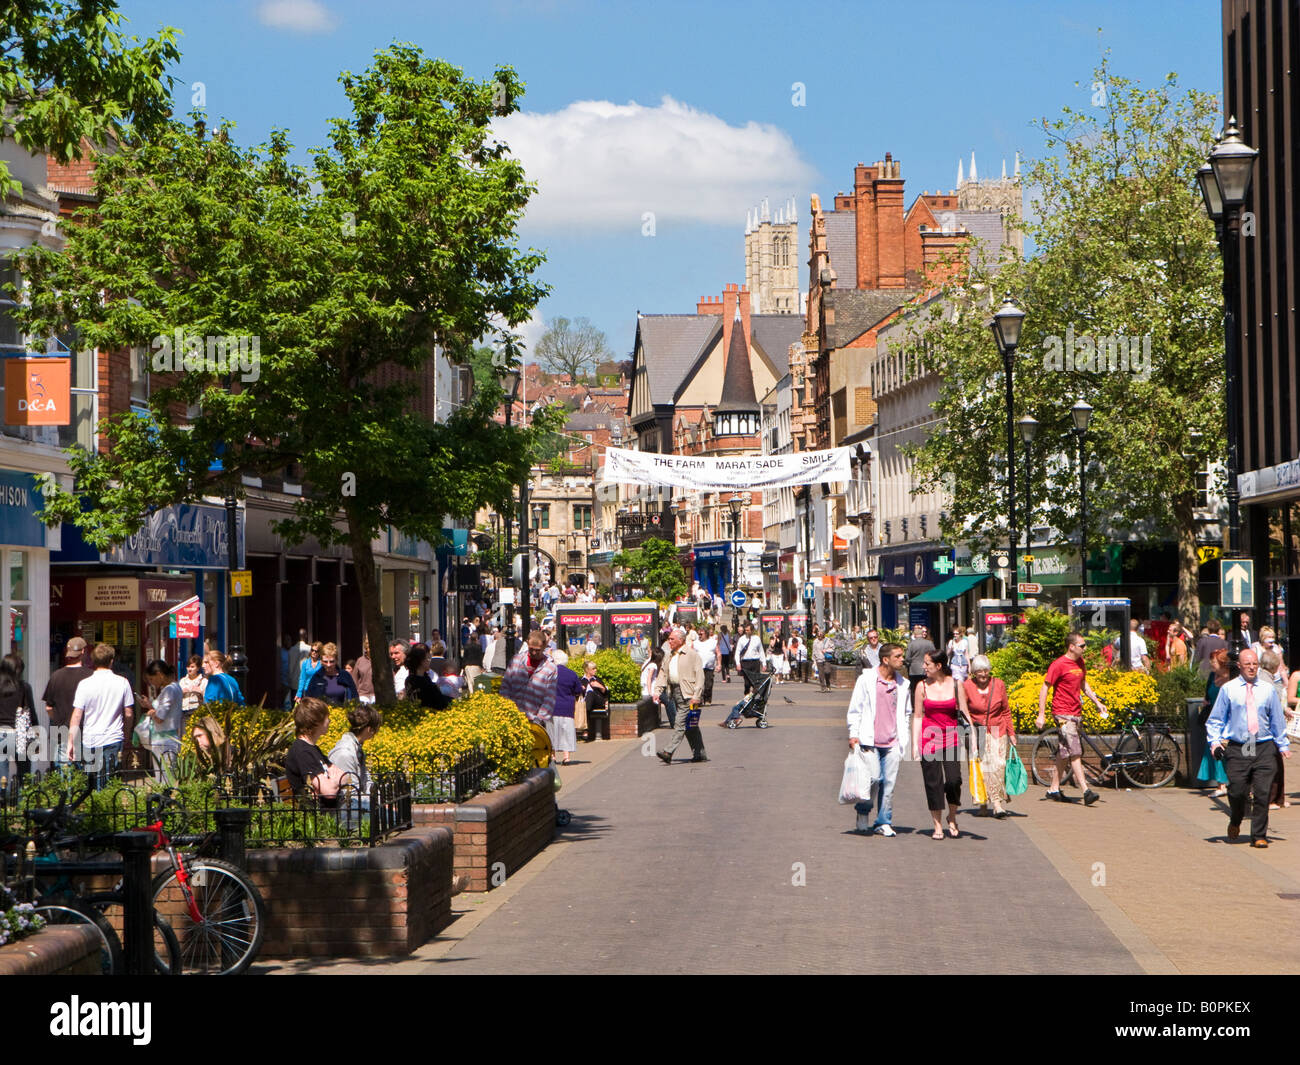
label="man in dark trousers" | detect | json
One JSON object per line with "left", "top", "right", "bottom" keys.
{"left": 904, "top": 625, "right": 936, "bottom": 690}
{"left": 734, "top": 622, "right": 766, "bottom": 695}
{"left": 1207, "top": 647, "right": 1291, "bottom": 848}
{"left": 41, "top": 636, "right": 92, "bottom": 765}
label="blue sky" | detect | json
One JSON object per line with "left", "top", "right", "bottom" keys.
{"left": 120, "top": 0, "right": 1223, "bottom": 359}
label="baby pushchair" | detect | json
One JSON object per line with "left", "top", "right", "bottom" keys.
{"left": 725, "top": 674, "right": 773, "bottom": 729}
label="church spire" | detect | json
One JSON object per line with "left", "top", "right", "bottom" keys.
{"left": 969, "top": 151, "right": 977, "bottom": 183}
{"left": 957, "top": 158, "right": 964, "bottom": 186}
{"left": 1014, "top": 151, "right": 1021, "bottom": 179}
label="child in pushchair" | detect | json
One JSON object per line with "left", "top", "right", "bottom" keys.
{"left": 719, "top": 674, "right": 773, "bottom": 729}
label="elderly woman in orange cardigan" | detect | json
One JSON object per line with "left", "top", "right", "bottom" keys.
{"left": 963, "top": 654, "right": 1015, "bottom": 818}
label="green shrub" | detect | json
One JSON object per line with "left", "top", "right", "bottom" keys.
{"left": 1152, "top": 664, "right": 1206, "bottom": 723}
{"left": 571, "top": 647, "right": 642, "bottom": 703}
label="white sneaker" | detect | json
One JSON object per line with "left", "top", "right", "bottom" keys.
{"left": 874, "top": 824, "right": 896, "bottom": 837}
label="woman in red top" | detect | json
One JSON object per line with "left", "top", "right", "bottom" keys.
{"left": 912, "top": 650, "right": 970, "bottom": 839}
{"left": 963, "top": 654, "right": 1015, "bottom": 818}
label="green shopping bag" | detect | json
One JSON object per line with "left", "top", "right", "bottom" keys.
{"left": 1005, "top": 739, "right": 1028, "bottom": 796}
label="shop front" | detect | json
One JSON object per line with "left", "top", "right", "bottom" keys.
{"left": 49, "top": 575, "right": 198, "bottom": 689}
{"left": 878, "top": 548, "right": 957, "bottom": 638}
{"left": 53, "top": 500, "right": 241, "bottom": 686}
{"left": 692, "top": 543, "right": 731, "bottom": 599}
{"left": 0, "top": 468, "right": 55, "bottom": 698}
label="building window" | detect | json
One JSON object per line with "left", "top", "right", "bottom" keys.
{"left": 573, "top": 504, "right": 592, "bottom": 530}
{"left": 0, "top": 260, "right": 22, "bottom": 353}
{"left": 129, "top": 345, "right": 150, "bottom": 411}
{"left": 533, "top": 504, "right": 550, "bottom": 530}
{"left": 4, "top": 550, "right": 31, "bottom": 663}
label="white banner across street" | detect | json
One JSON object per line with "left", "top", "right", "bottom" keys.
{"left": 602, "top": 446, "right": 852, "bottom": 491}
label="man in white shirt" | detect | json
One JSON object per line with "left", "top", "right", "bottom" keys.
{"left": 735, "top": 622, "right": 767, "bottom": 694}
{"left": 67, "top": 643, "right": 134, "bottom": 787}
{"left": 389, "top": 640, "right": 410, "bottom": 696}
{"left": 696, "top": 629, "right": 718, "bottom": 705}
{"left": 1127, "top": 620, "right": 1151, "bottom": 672}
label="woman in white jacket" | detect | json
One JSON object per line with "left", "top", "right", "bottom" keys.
{"left": 845, "top": 642, "right": 909, "bottom": 836}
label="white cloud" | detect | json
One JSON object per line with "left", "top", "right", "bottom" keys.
{"left": 493, "top": 96, "right": 818, "bottom": 232}
{"left": 257, "top": 0, "right": 338, "bottom": 33}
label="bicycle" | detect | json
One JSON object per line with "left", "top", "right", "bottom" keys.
{"left": 1031, "top": 708, "right": 1181, "bottom": 790}
{"left": 8, "top": 784, "right": 266, "bottom": 974}
{"left": 5, "top": 791, "right": 182, "bottom": 975}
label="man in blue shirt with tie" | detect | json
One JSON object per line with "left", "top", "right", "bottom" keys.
{"left": 1207, "top": 648, "right": 1291, "bottom": 847}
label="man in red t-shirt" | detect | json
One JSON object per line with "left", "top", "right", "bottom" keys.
{"left": 1037, "top": 632, "right": 1109, "bottom": 805}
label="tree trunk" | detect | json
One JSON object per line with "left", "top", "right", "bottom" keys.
{"left": 1174, "top": 492, "right": 1201, "bottom": 624}
{"left": 347, "top": 514, "right": 396, "bottom": 705}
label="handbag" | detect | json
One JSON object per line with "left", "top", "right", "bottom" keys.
{"left": 838, "top": 747, "right": 876, "bottom": 804}
{"left": 969, "top": 758, "right": 987, "bottom": 804}
{"left": 1005, "top": 740, "right": 1028, "bottom": 796}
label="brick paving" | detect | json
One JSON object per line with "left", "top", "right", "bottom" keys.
{"left": 263, "top": 678, "right": 1299, "bottom": 974}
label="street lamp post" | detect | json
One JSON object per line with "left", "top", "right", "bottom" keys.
{"left": 1018, "top": 416, "right": 1039, "bottom": 587}
{"left": 1070, "top": 401, "right": 1094, "bottom": 596}
{"left": 502, "top": 368, "right": 522, "bottom": 655}
{"left": 990, "top": 294, "right": 1026, "bottom": 626}
{"left": 802, "top": 485, "right": 814, "bottom": 650}
{"left": 1198, "top": 117, "right": 1258, "bottom": 662}
{"left": 728, "top": 493, "right": 750, "bottom": 629}
{"left": 1071, "top": 400, "right": 1093, "bottom": 597}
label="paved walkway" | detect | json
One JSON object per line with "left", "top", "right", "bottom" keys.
{"left": 261, "top": 679, "right": 1299, "bottom": 975}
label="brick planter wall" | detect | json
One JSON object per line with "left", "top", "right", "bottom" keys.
{"left": 413, "top": 767, "right": 556, "bottom": 892}
{"left": 610, "top": 700, "right": 658, "bottom": 737}
{"left": 0, "top": 924, "right": 103, "bottom": 975}
{"left": 242, "top": 825, "right": 454, "bottom": 958}
{"left": 825, "top": 665, "right": 860, "bottom": 689}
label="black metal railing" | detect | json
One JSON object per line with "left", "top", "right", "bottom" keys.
{"left": 407, "top": 746, "right": 490, "bottom": 805}
{"left": 2, "top": 768, "right": 416, "bottom": 851}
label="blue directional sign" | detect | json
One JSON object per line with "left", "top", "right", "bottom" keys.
{"left": 1220, "top": 558, "right": 1255, "bottom": 609}
{"left": 730, "top": 589, "right": 748, "bottom": 609}
{"left": 803, "top": 581, "right": 817, "bottom": 602}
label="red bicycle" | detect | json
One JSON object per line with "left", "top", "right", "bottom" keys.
{"left": 143, "top": 791, "right": 266, "bottom": 975}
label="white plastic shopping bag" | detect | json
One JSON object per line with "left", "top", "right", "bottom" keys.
{"left": 838, "top": 747, "right": 876, "bottom": 804}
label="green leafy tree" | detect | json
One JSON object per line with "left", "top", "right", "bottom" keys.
{"left": 907, "top": 61, "right": 1223, "bottom": 618}
{"left": 612, "top": 536, "right": 687, "bottom": 603}
{"left": 533, "top": 315, "right": 611, "bottom": 383}
{"left": 0, "top": 0, "right": 180, "bottom": 191}
{"left": 20, "top": 46, "right": 559, "bottom": 703}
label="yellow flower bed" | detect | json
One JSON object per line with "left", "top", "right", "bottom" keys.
{"left": 1009, "top": 668, "right": 1158, "bottom": 734}
{"left": 182, "top": 695, "right": 535, "bottom": 787}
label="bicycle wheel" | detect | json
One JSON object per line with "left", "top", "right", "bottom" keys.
{"left": 152, "top": 857, "right": 265, "bottom": 975}
{"left": 1118, "top": 730, "right": 1180, "bottom": 788}
{"left": 32, "top": 903, "right": 122, "bottom": 975}
{"left": 1031, "top": 731, "right": 1062, "bottom": 787}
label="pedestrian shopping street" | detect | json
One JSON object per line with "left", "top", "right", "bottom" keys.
{"left": 259, "top": 681, "right": 1299, "bottom": 976}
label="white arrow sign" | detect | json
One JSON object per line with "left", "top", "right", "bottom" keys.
{"left": 1220, "top": 559, "right": 1254, "bottom": 608}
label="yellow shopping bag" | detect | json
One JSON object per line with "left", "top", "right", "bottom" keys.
{"left": 969, "top": 758, "right": 987, "bottom": 804}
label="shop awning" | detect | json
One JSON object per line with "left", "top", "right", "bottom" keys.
{"left": 909, "top": 573, "right": 990, "bottom": 603}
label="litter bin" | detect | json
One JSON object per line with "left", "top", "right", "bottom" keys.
{"left": 1185, "top": 695, "right": 1207, "bottom": 785}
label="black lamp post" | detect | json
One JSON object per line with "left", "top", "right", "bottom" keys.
{"left": 1071, "top": 400, "right": 1093, "bottom": 596}
{"left": 728, "top": 492, "right": 750, "bottom": 627}
{"left": 1198, "top": 117, "right": 1258, "bottom": 661}
{"left": 801, "top": 485, "right": 814, "bottom": 648}
{"left": 502, "top": 366, "right": 521, "bottom": 654}
{"left": 224, "top": 489, "right": 247, "bottom": 693}
{"left": 1018, "top": 415, "right": 1039, "bottom": 587}
{"left": 990, "top": 294, "right": 1026, "bottom": 625}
